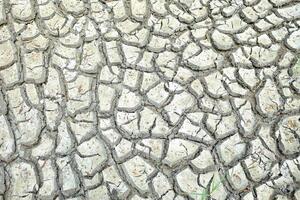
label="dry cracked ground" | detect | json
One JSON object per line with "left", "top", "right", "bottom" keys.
{"left": 0, "top": 0, "right": 300, "bottom": 199}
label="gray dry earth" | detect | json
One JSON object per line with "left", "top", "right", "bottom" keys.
{"left": 0, "top": 0, "right": 300, "bottom": 199}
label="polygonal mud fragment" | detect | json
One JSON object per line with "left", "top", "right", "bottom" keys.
{"left": 153, "top": 15, "right": 183, "bottom": 35}
{"left": 211, "top": 30, "right": 234, "bottom": 50}
{"left": 69, "top": 118, "right": 94, "bottom": 143}
{"left": 204, "top": 71, "right": 228, "bottom": 97}
{"left": 24, "top": 52, "right": 45, "bottom": 83}
{"left": 56, "top": 121, "right": 74, "bottom": 155}
{"left": 152, "top": 172, "right": 172, "bottom": 198}
{"left": 276, "top": 116, "right": 300, "bottom": 155}
{"left": 76, "top": 137, "right": 107, "bottom": 176}
{"left": 163, "top": 139, "right": 199, "bottom": 166}
{"left": 156, "top": 51, "right": 177, "bottom": 69}
{"left": 80, "top": 41, "right": 103, "bottom": 73}
{"left": 88, "top": 186, "right": 110, "bottom": 199}
{"left": 123, "top": 69, "right": 140, "bottom": 88}
{"left": 0, "top": 63, "right": 19, "bottom": 85}
{"left": 10, "top": 0, "right": 34, "bottom": 21}
{"left": 115, "top": 139, "right": 132, "bottom": 159}
{"left": 1, "top": 0, "right": 300, "bottom": 199}
{"left": 0, "top": 41, "right": 16, "bottom": 69}
{"left": 176, "top": 167, "right": 202, "bottom": 195}
{"left": 257, "top": 79, "right": 283, "bottom": 116}
{"left": 182, "top": 42, "right": 201, "bottom": 60}
{"left": 248, "top": 45, "right": 280, "bottom": 67}
{"left": 7, "top": 88, "right": 42, "bottom": 145}
{"left": 137, "top": 139, "right": 164, "bottom": 160}
{"left": 103, "top": 166, "right": 129, "bottom": 198}
{"left": 131, "top": 0, "right": 147, "bottom": 20}
{"left": 66, "top": 75, "right": 92, "bottom": 113}
{"left": 99, "top": 65, "right": 121, "bottom": 83}
{"left": 7, "top": 160, "right": 38, "bottom": 199}
{"left": 59, "top": 32, "right": 81, "bottom": 48}
{"left": 150, "top": 0, "right": 167, "bottom": 15}
{"left": 137, "top": 51, "right": 154, "bottom": 70}
{"left": 101, "top": 128, "right": 121, "bottom": 145}
{"left": 179, "top": 117, "right": 208, "bottom": 139}
{"left": 191, "top": 149, "right": 215, "bottom": 170}
{"left": 57, "top": 157, "right": 80, "bottom": 196}
{"left": 61, "top": 0, "right": 85, "bottom": 15}
{"left": 206, "top": 113, "right": 237, "bottom": 138}
{"left": 24, "top": 83, "right": 39, "bottom": 105}
{"left": 44, "top": 99, "right": 59, "bottom": 129}
{"left": 286, "top": 30, "right": 300, "bottom": 51}
{"left": 255, "top": 182, "right": 275, "bottom": 200}
{"left": 187, "top": 49, "right": 219, "bottom": 70}
{"left": 122, "top": 44, "right": 141, "bottom": 65}
{"left": 98, "top": 84, "right": 115, "bottom": 112}
{"left": 244, "top": 138, "right": 276, "bottom": 182}
{"left": 146, "top": 83, "right": 169, "bottom": 107}
{"left": 241, "top": 7, "right": 258, "bottom": 23}
{"left": 231, "top": 48, "right": 252, "bottom": 67}
{"left": 116, "top": 111, "right": 139, "bottom": 136}
{"left": 217, "top": 14, "right": 247, "bottom": 33}
{"left": 0, "top": 115, "right": 14, "bottom": 161}
{"left": 218, "top": 134, "right": 247, "bottom": 165}
{"left": 277, "top": 3, "right": 300, "bottom": 20}
{"left": 227, "top": 163, "right": 249, "bottom": 191}
{"left": 44, "top": 14, "right": 72, "bottom": 36}
{"left": 83, "top": 172, "right": 101, "bottom": 188}
{"left": 37, "top": 159, "right": 56, "bottom": 197}
{"left": 124, "top": 28, "right": 150, "bottom": 47}
{"left": 139, "top": 107, "right": 169, "bottom": 136}
{"left": 235, "top": 99, "right": 256, "bottom": 136}
{"left": 117, "top": 89, "right": 141, "bottom": 110}
{"left": 285, "top": 157, "right": 300, "bottom": 182}
{"left": 116, "top": 19, "right": 140, "bottom": 34}
{"left": 238, "top": 68, "right": 259, "bottom": 89}
{"left": 105, "top": 41, "right": 122, "bottom": 64}
{"left": 31, "top": 132, "right": 54, "bottom": 157}
{"left": 164, "top": 91, "right": 195, "bottom": 124}
{"left": 122, "top": 156, "right": 155, "bottom": 193}
{"left": 148, "top": 35, "right": 169, "bottom": 52}
{"left": 141, "top": 72, "right": 159, "bottom": 92}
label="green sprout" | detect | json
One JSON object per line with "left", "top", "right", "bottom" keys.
{"left": 191, "top": 173, "right": 227, "bottom": 200}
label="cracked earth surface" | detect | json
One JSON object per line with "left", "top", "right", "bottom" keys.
{"left": 0, "top": 0, "right": 300, "bottom": 199}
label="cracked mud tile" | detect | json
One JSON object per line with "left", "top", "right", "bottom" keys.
{"left": 0, "top": 0, "right": 300, "bottom": 199}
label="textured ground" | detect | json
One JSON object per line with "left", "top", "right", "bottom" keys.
{"left": 0, "top": 0, "right": 300, "bottom": 199}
